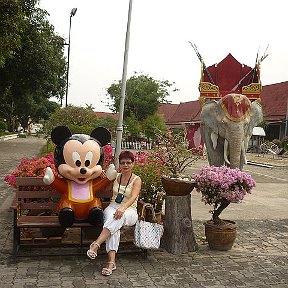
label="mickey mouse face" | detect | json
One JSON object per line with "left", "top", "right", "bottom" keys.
{"left": 51, "top": 126, "right": 111, "bottom": 185}
{"left": 58, "top": 139, "right": 102, "bottom": 184}
{"left": 64, "top": 140, "right": 100, "bottom": 169}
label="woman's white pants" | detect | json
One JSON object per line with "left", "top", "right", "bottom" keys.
{"left": 103, "top": 204, "right": 138, "bottom": 253}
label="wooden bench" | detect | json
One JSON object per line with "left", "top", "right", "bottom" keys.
{"left": 12, "top": 177, "right": 147, "bottom": 258}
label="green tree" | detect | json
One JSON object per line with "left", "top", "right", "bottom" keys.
{"left": 107, "top": 73, "right": 175, "bottom": 138}
{"left": 107, "top": 73, "right": 176, "bottom": 121}
{"left": 0, "top": 0, "right": 66, "bottom": 131}
{"left": 44, "top": 106, "right": 99, "bottom": 136}
{"left": 141, "top": 114, "right": 167, "bottom": 141}
{"left": 124, "top": 114, "right": 142, "bottom": 139}
{"left": 0, "top": 0, "right": 24, "bottom": 68}
{"left": 94, "top": 115, "right": 118, "bottom": 138}
{"left": 44, "top": 105, "right": 116, "bottom": 138}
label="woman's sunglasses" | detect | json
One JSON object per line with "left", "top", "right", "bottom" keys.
{"left": 120, "top": 161, "right": 133, "bottom": 165}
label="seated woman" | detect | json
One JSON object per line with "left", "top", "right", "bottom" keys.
{"left": 87, "top": 150, "right": 142, "bottom": 276}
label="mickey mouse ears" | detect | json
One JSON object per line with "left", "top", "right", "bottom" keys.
{"left": 51, "top": 126, "right": 111, "bottom": 146}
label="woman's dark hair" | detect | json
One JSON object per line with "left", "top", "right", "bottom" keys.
{"left": 119, "top": 150, "right": 135, "bottom": 162}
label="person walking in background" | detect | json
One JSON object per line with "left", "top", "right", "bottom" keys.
{"left": 87, "top": 150, "right": 142, "bottom": 276}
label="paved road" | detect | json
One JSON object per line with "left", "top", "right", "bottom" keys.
{"left": 0, "top": 137, "right": 288, "bottom": 287}
{"left": 187, "top": 157, "right": 288, "bottom": 221}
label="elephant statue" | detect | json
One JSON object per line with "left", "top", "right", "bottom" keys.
{"left": 200, "top": 93, "right": 263, "bottom": 170}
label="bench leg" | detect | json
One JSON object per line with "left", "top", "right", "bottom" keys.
{"left": 142, "top": 249, "right": 148, "bottom": 259}
{"left": 80, "top": 227, "right": 83, "bottom": 249}
{"left": 13, "top": 211, "right": 20, "bottom": 257}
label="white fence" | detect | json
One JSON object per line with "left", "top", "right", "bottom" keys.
{"left": 121, "top": 141, "right": 153, "bottom": 150}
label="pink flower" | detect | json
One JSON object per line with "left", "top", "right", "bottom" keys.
{"left": 193, "top": 165, "right": 256, "bottom": 217}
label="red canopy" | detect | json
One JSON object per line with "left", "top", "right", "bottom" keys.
{"left": 199, "top": 54, "right": 261, "bottom": 100}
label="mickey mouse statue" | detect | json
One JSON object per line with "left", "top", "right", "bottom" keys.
{"left": 43, "top": 126, "right": 117, "bottom": 228}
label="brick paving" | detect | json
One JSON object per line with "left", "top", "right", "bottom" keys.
{"left": 0, "top": 137, "right": 288, "bottom": 287}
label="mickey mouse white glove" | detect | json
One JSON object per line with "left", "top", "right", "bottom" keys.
{"left": 43, "top": 167, "right": 55, "bottom": 185}
{"left": 106, "top": 164, "right": 117, "bottom": 180}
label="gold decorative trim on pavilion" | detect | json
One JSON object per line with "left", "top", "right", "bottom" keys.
{"left": 198, "top": 96, "right": 206, "bottom": 107}
{"left": 242, "top": 83, "right": 262, "bottom": 99}
{"left": 199, "top": 82, "right": 220, "bottom": 98}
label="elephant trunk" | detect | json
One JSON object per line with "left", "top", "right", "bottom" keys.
{"left": 228, "top": 133, "right": 243, "bottom": 169}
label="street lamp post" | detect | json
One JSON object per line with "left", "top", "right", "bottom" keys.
{"left": 114, "top": 0, "right": 133, "bottom": 169}
{"left": 65, "top": 8, "right": 77, "bottom": 107}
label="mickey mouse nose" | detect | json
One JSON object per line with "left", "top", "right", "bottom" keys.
{"left": 80, "top": 168, "right": 87, "bottom": 175}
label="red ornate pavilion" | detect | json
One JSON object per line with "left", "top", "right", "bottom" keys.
{"left": 198, "top": 53, "right": 262, "bottom": 104}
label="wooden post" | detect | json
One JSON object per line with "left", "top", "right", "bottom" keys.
{"left": 161, "top": 194, "right": 198, "bottom": 254}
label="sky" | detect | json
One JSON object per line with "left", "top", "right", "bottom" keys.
{"left": 39, "top": 0, "right": 288, "bottom": 112}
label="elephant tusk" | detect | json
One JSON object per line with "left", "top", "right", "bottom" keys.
{"left": 211, "top": 131, "right": 218, "bottom": 150}
{"left": 224, "top": 139, "right": 230, "bottom": 165}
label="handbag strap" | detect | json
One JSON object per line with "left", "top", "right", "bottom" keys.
{"left": 140, "top": 203, "right": 156, "bottom": 222}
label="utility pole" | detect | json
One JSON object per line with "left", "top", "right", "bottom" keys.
{"left": 114, "top": 0, "right": 133, "bottom": 168}
{"left": 65, "top": 8, "right": 77, "bottom": 107}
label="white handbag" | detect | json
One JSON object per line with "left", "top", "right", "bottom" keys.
{"left": 134, "top": 203, "right": 164, "bottom": 249}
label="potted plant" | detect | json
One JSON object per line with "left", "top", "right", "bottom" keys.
{"left": 152, "top": 131, "right": 202, "bottom": 196}
{"left": 193, "top": 165, "right": 256, "bottom": 250}
{"left": 141, "top": 131, "right": 203, "bottom": 254}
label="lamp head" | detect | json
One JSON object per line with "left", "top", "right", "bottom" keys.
{"left": 71, "top": 8, "right": 77, "bottom": 16}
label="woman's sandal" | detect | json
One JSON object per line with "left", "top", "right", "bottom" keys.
{"left": 86, "top": 242, "right": 100, "bottom": 259}
{"left": 101, "top": 261, "right": 116, "bottom": 276}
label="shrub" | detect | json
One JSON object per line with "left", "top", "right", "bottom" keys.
{"left": 133, "top": 151, "right": 169, "bottom": 212}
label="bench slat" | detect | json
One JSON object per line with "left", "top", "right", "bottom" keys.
{"left": 16, "top": 177, "right": 48, "bottom": 186}
{"left": 16, "top": 190, "right": 59, "bottom": 198}
{"left": 17, "top": 215, "right": 93, "bottom": 228}
{"left": 18, "top": 216, "right": 60, "bottom": 227}
{"left": 20, "top": 202, "right": 58, "bottom": 210}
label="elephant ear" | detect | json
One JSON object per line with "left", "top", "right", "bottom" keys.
{"left": 246, "top": 101, "right": 263, "bottom": 137}
{"left": 201, "top": 101, "right": 226, "bottom": 136}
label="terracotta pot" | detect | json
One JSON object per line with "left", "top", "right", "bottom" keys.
{"left": 204, "top": 220, "right": 237, "bottom": 251}
{"left": 161, "top": 175, "right": 195, "bottom": 196}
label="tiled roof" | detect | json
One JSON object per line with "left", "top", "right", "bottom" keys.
{"left": 158, "top": 81, "right": 288, "bottom": 125}
{"left": 158, "top": 103, "right": 179, "bottom": 122}
{"left": 158, "top": 101, "right": 201, "bottom": 124}
{"left": 261, "top": 81, "right": 288, "bottom": 123}
{"left": 166, "top": 101, "right": 201, "bottom": 124}
{"left": 95, "top": 111, "right": 119, "bottom": 120}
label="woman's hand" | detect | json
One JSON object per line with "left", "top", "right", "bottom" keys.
{"left": 113, "top": 207, "right": 126, "bottom": 220}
